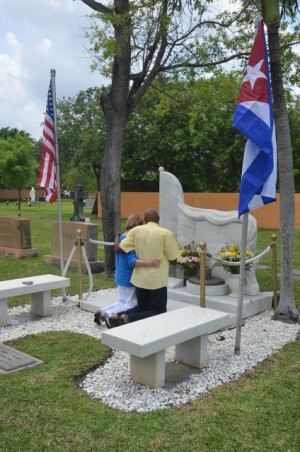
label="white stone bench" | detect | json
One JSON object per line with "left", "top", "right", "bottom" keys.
{"left": 0, "top": 274, "right": 70, "bottom": 326}
{"left": 101, "top": 306, "right": 231, "bottom": 388}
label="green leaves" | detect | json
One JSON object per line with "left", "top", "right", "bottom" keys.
{"left": 56, "top": 87, "right": 105, "bottom": 192}
{"left": 0, "top": 132, "right": 38, "bottom": 189}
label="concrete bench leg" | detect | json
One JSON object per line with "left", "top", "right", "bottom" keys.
{"left": 175, "top": 334, "right": 208, "bottom": 368}
{"left": 0, "top": 298, "right": 8, "bottom": 326}
{"left": 31, "top": 290, "right": 52, "bottom": 317}
{"left": 130, "top": 350, "right": 165, "bottom": 388}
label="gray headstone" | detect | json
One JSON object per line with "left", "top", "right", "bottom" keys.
{"left": 0, "top": 345, "right": 43, "bottom": 373}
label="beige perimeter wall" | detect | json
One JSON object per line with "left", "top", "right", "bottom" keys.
{"left": 97, "top": 192, "right": 300, "bottom": 231}
{"left": 1, "top": 190, "right": 298, "bottom": 230}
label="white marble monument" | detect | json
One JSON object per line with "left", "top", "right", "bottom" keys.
{"left": 159, "top": 168, "right": 260, "bottom": 296}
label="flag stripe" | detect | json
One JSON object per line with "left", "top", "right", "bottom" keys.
{"left": 36, "top": 81, "right": 57, "bottom": 203}
{"left": 233, "top": 104, "right": 273, "bottom": 152}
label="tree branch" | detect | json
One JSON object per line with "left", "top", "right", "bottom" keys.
{"left": 80, "top": 0, "right": 112, "bottom": 15}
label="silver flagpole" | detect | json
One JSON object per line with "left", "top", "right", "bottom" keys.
{"left": 50, "top": 69, "right": 64, "bottom": 277}
{"left": 234, "top": 212, "right": 248, "bottom": 354}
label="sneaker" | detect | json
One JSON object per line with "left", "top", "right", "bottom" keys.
{"left": 103, "top": 316, "right": 112, "bottom": 329}
{"left": 108, "top": 316, "right": 118, "bottom": 328}
{"left": 109, "top": 315, "right": 126, "bottom": 328}
{"left": 116, "top": 316, "right": 125, "bottom": 326}
{"left": 94, "top": 311, "right": 101, "bottom": 325}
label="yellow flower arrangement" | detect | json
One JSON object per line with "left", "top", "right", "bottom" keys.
{"left": 216, "top": 243, "right": 254, "bottom": 274}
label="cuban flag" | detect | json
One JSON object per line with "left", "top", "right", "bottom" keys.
{"left": 232, "top": 19, "right": 277, "bottom": 218}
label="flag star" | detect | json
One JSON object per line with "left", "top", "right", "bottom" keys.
{"left": 242, "top": 59, "right": 267, "bottom": 90}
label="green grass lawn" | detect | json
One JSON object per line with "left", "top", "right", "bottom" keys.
{"left": 0, "top": 199, "right": 116, "bottom": 307}
{"left": 0, "top": 332, "right": 299, "bottom": 451}
{"left": 0, "top": 200, "right": 299, "bottom": 451}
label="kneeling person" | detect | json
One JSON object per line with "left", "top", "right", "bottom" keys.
{"left": 111, "top": 208, "right": 180, "bottom": 327}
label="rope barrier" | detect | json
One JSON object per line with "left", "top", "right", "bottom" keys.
{"left": 60, "top": 235, "right": 273, "bottom": 304}
{"left": 61, "top": 242, "right": 94, "bottom": 302}
{"left": 60, "top": 234, "right": 114, "bottom": 302}
{"left": 207, "top": 245, "right": 272, "bottom": 268}
{"left": 86, "top": 238, "right": 114, "bottom": 246}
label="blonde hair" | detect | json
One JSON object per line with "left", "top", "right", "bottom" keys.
{"left": 125, "top": 213, "right": 144, "bottom": 230}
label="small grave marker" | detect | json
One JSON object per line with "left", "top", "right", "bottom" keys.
{"left": 0, "top": 345, "right": 43, "bottom": 374}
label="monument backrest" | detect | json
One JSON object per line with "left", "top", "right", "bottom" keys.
{"left": 159, "top": 168, "right": 259, "bottom": 294}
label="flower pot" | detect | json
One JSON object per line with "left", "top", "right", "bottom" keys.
{"left": 227, "top": 273, "right": 244, "bottom": 297}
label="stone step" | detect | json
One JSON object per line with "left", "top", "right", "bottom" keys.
{"left": 167, "top": 286, "right": 273, "bottom": 319}
{"left": 80, "top": 290, "right": 189, "bottom": 314}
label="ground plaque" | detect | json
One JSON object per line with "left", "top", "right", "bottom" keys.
{"left": 0, "top": 344, "right": 43, "bottom": 374}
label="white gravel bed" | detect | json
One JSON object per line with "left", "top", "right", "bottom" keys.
{"left": 1, "top": 289, "right": 299, "bottom": 413}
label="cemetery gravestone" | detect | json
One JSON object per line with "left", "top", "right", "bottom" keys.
{"left": 43, "top": 221, "right": 103, "bottom": 273}
{"left": 0, "top": 216, "right": 38, "bottom": 258}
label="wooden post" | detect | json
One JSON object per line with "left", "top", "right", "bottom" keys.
{"left": 199, "top": 242, "right": 206, "bottom": 308}
{"left": 271, "top": 234, "right": 278, "bottom": 309}
{"left": 77, "top": 229, "right": 83, "bottom": 301}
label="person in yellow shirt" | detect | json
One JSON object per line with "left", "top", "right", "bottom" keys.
{"left": 110, "top": 208, "right": 180, "bottom": 326}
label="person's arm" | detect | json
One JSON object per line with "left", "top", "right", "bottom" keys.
{"left": 135, "top": 258, "right": 161, "bottom": 268}
{"left": 114, "top": 233, "right": 123, "bottom": 253}
{"left": 128, "top": 250, "right": 160, "bottom": 268}
{"left": 165, "top": 232, "right": 181, "bottom": 263}
{"left": 115, "top": 228, "right": 136, "bottom": 254}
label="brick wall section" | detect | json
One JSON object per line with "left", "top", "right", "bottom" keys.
{"left": 1, "top": 189, "right": 298, "bottom": 230}
{"left": 97, "top": 192, "right": 300, "bottom": 230}
{"left": 0, "top": 189, "right": 45, "bottom": 200}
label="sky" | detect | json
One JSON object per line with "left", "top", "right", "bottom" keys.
{"left": 0, "top": 0, "right": 104, "bottom": 140}
{"left": 1, "top": 1, "right": 298, "bottom": 141}
{"left": 0, "top": 0, "right": 240, "bottom": 141}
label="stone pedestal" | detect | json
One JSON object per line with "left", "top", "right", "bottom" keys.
{"left": 186, "top": 278, "right": 230, "bottom": 296}
{"left": 0, "top": 216, "right": 38, "bottom": 258}
{"left": 43, "top": 221, "right": 104, "bottom": 273}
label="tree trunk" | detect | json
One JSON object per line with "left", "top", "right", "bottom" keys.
{"left": 91, "top": 162, "right": 101, "bottom": 215}
{"left": 267, "top": 21, "right": 299, "bottom": 322}
{"left": 98, "top": 0, "right": 131, "bottom": 278}
{"left": 18, "top": 188, "right": 21, "bottom": 216}
{"left": 100, "top": 105, "right": 125, "bottom": 277}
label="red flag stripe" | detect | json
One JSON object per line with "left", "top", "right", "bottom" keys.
{"left": 36, "top": 81, "right": 57, "bottom": 203}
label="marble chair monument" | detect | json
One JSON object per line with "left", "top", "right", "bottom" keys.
{"left": 159, "top": 168, "right": 260, "bottom": 296}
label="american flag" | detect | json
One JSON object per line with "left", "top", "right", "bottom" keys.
{"left": 37, "top": 81, "right": 57, "bottom": 203}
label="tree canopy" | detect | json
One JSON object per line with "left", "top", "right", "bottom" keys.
{"left": 0, "top": 129, "right": 38, "bottom": 190}
{"left": 55, "top": 75, "right": 300, "bottom": 194}
{"left": 56, "top": 87, "right": 106, "bottom": 193}
{"left": 78, "top": 0, "right": 300, "bottom": 276}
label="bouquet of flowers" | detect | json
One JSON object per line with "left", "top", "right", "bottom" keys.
{"left": 177, "top": 241, "right": 200, "bottom": 271}
{"left": 215, "top": 243, "right": 254, "bottom": 274}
